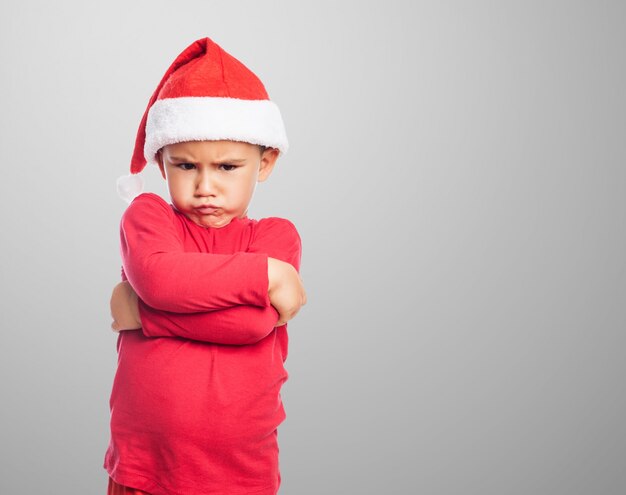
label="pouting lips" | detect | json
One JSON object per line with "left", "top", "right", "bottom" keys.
{"left": 195, "top": 205, "right": 219, "bottom": 214}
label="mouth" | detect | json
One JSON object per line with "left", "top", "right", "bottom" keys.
{"left": 195, "top": 205, "right": 219, "bottom": 214}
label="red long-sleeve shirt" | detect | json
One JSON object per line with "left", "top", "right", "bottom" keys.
{"left": 103, "top": 193, "right": 302, "bottom": 495}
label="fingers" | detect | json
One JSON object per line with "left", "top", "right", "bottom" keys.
{"left": 298, "top": 275, "right": 307, "bottom": 306}
{"left": 111, "top": 321, "right": 142, "bottom": 332}
{"left": 276, "top": 304, "right": 303, "bottom": 327}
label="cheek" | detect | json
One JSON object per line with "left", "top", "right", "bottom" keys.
{"left": 168, "top": 176, "right": 189, "bottom": 196}
{"left": 240, "top": 177, "right": 257, "bottom": 197}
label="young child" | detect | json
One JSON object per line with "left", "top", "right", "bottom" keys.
{"left": 103, "top": 37, "right": 306, "bottom": 495}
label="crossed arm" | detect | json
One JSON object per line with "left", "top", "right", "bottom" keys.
{"left": 110, "top": 256, "right": 306, "bottom": 345}
{"left": 109, "top": 194, "right": 306, "bottom": 345}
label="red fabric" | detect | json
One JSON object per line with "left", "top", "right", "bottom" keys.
{"left": 108, "top": 477, "right": 152, "bottom": 495}
{"left": 131, "top": 37, "right": 270, "bottom": 174}
{"left": 104, "top": 193, "right": 302, "bottom": 495}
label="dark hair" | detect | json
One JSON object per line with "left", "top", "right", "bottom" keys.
{"left": 158, "top": 143, "right": 271, "bottom": 157}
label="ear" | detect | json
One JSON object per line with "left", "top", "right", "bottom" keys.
{"left": 257, "top": 148, "right": 280, "bottom": 182}
{"left": 156, "top": 150, "right": 166, "bottom": 180}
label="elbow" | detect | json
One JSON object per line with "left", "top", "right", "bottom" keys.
{"left": 238, "top": 327, "right": 272, "bottom": 345}
{"left": 133, "top": 282, "right": 166, "bottom": 311}
{"left": 239, "top": 307, "right": 280, "bottom": 345}
{"left": 129, "top": 278, "right": 177, "bottom": 312}
{"left": 121, "top": 252, "right": 180, "bottom": 312}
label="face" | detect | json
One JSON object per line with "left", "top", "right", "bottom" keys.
{"left": 156, "top": 140, "right": 279, "bottom": 228}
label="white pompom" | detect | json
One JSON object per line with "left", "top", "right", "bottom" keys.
{"left": 116, "top": 174, "right": 144, "bottom": 203}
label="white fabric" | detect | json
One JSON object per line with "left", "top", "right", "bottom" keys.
{"left": 116, "top": 174, "right": 145, "bottom": 204}
{"left": 144, "top": 97, "right": 289, "bottom": 166}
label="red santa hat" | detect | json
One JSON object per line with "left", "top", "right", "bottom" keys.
{"left": 117, "top": 37, "right": 288, "bottom": 202}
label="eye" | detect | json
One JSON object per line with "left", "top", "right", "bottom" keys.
{"left": 177, "top": 162, "right": 196, "bottom": 170}
{"left": 219, "top": 164, "right": 238, "bottom": 172}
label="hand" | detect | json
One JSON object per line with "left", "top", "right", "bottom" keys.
{"left": 267, "top": 257, "right": 307, "bottom": 326}
{"left": 110, "top": 281, "right": 142, "bottom": 332}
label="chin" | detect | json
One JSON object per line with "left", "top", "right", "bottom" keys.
{"left": 200, "top": 216, "right": 235, "bottom": 229}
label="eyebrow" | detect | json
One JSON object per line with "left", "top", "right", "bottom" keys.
{"left": 168, "top": 155, "right": 247, "bottom": 163}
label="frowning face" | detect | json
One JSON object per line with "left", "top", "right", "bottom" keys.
{"left": 157, "top": 140, "right": 279, "bottom": 228}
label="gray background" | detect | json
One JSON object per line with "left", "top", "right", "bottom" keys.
{"left": 1, "top": 1, "right": 624, "bottom": 494}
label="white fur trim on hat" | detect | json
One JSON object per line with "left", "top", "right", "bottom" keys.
{"left": 144, "top": 96, "right": 288, "bottom": 166}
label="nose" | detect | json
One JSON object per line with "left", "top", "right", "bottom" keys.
{"left": 195, "top": 168, "right": 216, "bottom": 196}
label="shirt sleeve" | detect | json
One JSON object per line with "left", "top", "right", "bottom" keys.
{"left": 138, "top": 299, "right": 280, "bottom": 345}
{"left": 247, "top": 217, "right": 302, "bottom": 273}
{"left": 120, "top": 193, "right": 271, "bottom": 312}
{"left": 136, "top": 216, "right": 303, "bottom": 344}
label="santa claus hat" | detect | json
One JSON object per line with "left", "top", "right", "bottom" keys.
{"left": 117, "top": 37, "right": 288, "bottom": 202}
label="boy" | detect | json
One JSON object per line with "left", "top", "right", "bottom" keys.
{"left": 103, "top": 37, "right": 306, "bottom": 495}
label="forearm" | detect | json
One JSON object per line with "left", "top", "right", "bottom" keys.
{"left": 124, "top": 251, "right": 270, "bottom": 312}
{"left": 138, "top": 298, "right": 281, "bottom": 345}
{"left": 121, "top": 193, "right": 270, "bottom": 312}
